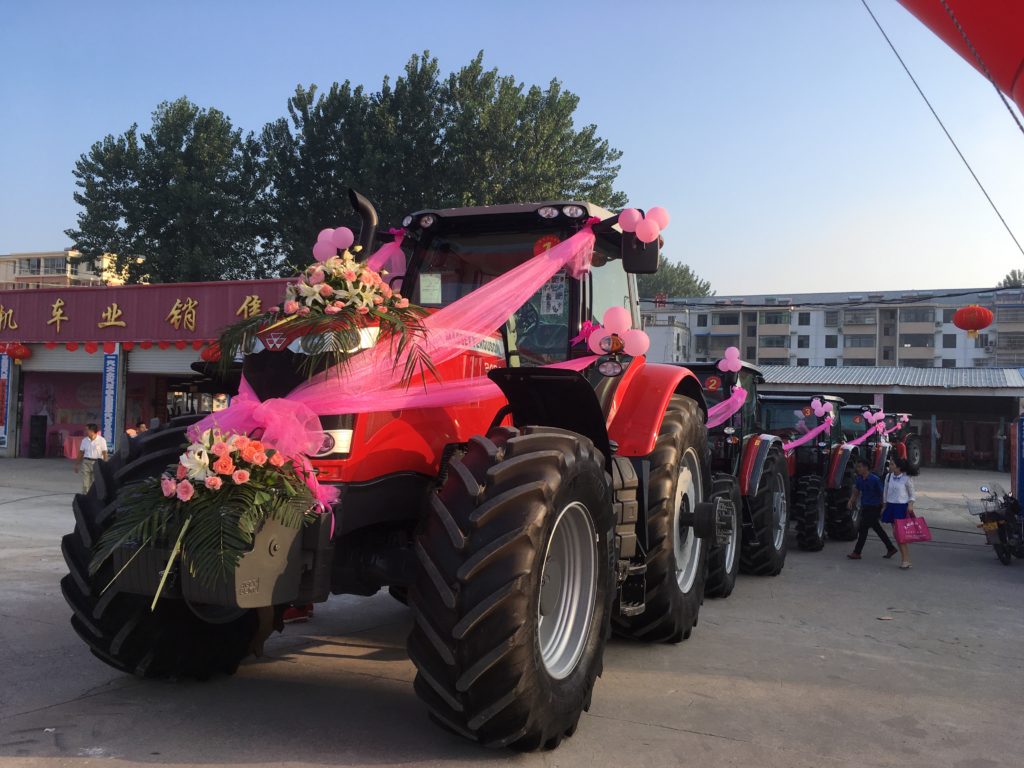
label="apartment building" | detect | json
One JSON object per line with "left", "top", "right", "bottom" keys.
{"left": 0, "top": 250, "right": 122, "bottom": 290}
{"left": 640, "top": 287, "right": 1019, "bottom": 368}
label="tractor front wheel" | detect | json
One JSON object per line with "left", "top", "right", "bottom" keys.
{"left": 408, "top": 426, "right": 614, "bottom": 751}
{"left": 827, "top": 464, "right": 859, "bottom": 541}
{"left": 794, "top": 474, "right": 827, "bottom": 551}
{"left": 739, "top": 449, "right": 789, "bottom": 576}
{"left": 704, "top": 473, "right": 741, "bottom": 598}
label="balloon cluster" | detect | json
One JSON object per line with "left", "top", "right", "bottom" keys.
{"left": 312, "top": 226, "right": 356, "bottom": 262}
{"left": 811, "top": 398, "right": 834, "bottom": 418}
{"left": 717, "top": 346, "right": 742, "bottom": 373}
{"left": 900, "top": 414, "right": 910, "bottom": 423}
{"left": 618, "top": 206, "right": 670, "bottom": 244}
{"left": 864, "top": 410, "right": 886, "bottom": 425}
{"left": 588, "top": 306, "right": 650, "bottom": 357}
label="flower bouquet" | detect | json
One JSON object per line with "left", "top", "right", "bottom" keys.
{"left": 217, "top": 228, "right": 434, "bottom": 381}
{"left": 90, "top": 429, "right": 318, "bottom": 608}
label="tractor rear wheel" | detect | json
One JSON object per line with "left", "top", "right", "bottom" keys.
{"left": 60, "top": 417, "right": 270, "bottom": 679}
{"left": 613, "top": 396, "right": 708, "bottom": 643}
{"left": 794, "top": 474, "right": 827, "bottom": 551}
{"left": 408, "top": 426, "right": 614, "bottom": 751}
{"left": 739, "top": 449, "right": 788, "bottom": 576}
{"left": 905, "top": 436, "right": 922, "bottom": 475}
{"left": 827, "top": 463, "right": 858, "bottom": 541}
{"left": 704, "top": 473, "right": 741, "bottom": 598}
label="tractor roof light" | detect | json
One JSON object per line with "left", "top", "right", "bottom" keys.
{"left": 537, "top": 206, "right": 559, "bottom": 219}
{"left": 561, "top": 205, "right": 585, "bottom": 218}
{"left": 598, "top": 359, "right": 623, "bottom": 377}
{"left": 402, "top": 215, "right": 414, "bottom": 227}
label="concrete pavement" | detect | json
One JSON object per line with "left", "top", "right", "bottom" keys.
{"left": 1, "top": 458, "right": 1021, "bottom": 767}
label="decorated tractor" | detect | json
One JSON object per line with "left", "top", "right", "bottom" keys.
{"left": 840, "top": 405, "right": 891, "bottom": 477}
{"left": 759, "top": 393, "right": 860, "bottom": 545}
{"left": 883, "top": 412, "right": 922, "bottom": 475}
{"left": 61, "top": 193, "right": 731, "bottom": 751}
{"left": 684, "top": 354, "right": 790, "bottom": 585}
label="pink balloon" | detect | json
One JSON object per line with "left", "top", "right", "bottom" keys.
{"left": 618, "top": 208, "right": 642, "bottom": 233}
{"left": 646, "top": 206, "right": 670, "bottom": 230}
{"left": 317, "top": 228, "right": 335, "bottom": 243}
{"left": 623, "top": 329, "right": 650, "bottom": 357}
{"left": 312, "top": 241, "right": 336, "bottom": 262}
{"left": 602, "top": 306, "right": 631, "bottom": 335}
{"left": 588, "top": 332, "right": 608, "bottom": 355}
{"left": 635, "top": 218, "right": 661, "bottom": 244}
{"left": 331, "top": 227, "right": 355, "bottom": 250}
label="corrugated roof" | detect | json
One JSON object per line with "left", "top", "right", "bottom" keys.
{"left": 758, "top": 366, "right": 1024, "bottom": 389}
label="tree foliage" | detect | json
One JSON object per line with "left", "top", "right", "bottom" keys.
{"left": 67, "top": 98, "right": 270, "bottom": 283}
{"left": 636, "top": 256, "right": 714, "bottom": 298}
{"left": 999, "top": 269, "right": 1024, "bottom": 288}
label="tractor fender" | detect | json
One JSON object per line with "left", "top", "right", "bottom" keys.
{"left": 607, "top": 362, "right": 707, "bottom": 457}
{"left": 827, "top": 444, "right": 856, "bottom": 490}
{"left": 872, "top": 443, "right": 891, "bottom": 476}
{"left": 737, "top": 434, "right": 785, "bottom": 497}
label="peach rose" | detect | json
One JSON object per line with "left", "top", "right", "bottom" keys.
{"left": 211, "top": 441, "right": 231, "bottom": 457}
{"left": 319, "top": 283, "right": 334, "bottom": 297}
{"left": 269, "top": 452, "right": 285, "bottom": 467}
{"left": 252, "top": 451, "right": 268, "bottom": 466}
{"left": 213, "top": 455, "right": 235, "bottom": 475}
{"left": 175, "top": 479, "right": 195, "bottom": 502}
{"left": 283, "top": 300, "right": 300, "bottom": 315}
{"left": 204, "top": 475, "right": 223, "bottom": 490}
{"left": 396, "top": 298, "right": 410, "bottom": 309}
{"left": 325, "top": 305, "right": 341, "bottom": 314}
{"left": 232, "top": 469, "right": 250, "bottom": 485}
{"left": 356, "top": 306, "right": 370, "bottom": 315}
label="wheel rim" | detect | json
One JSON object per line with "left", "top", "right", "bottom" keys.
{"left": 673, "top": 448, "right": 704, "bottom": 593}
{"left": 908, "top": 442, "right": 921, "bottom": 467}
{"left": 538, "top": 501, "right": 598, "bottom": 680}
{"left": 723, "top": 494, "right": 739, "bottom": 573}
{"left": 772, "top": 472, "right": 788, "bottom": 550}
{"left": 850, "top": 499, "right": 861, "bottom": 528}
{"left": 815, "top": 492, "right": 826, "bottom": 538}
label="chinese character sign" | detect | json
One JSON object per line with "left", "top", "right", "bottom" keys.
{"left": 166, "top": 298, "right": 198, "bottom": 331}
{"left": 235, "top": 295, "right": 262, "bottom": 319}
{"left": 0, "top": 305, "right": 16, "bottom": 331}
{"left": 47, "top": 298, "right": 69, "bottom": 333}
{"left": 98, "top": 303, "right": 127, "bottom": 328}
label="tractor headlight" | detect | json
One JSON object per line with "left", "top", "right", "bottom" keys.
{"left": 313, "top": 429, "right": 354, "bottom": 457}
{"left": 537, "top": 206, "right": 559, "bottom": 219}
{"left": 561, "top": 205, "right": 585, "bottom": 218}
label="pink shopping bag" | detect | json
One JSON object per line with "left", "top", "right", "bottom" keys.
{"left": 894, "top": 514, "right": 932, "bottom": 544}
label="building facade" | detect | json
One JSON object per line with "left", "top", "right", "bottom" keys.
{"left": 0, "top": 249, "right": 123, "bottom": 290}
{"left": 641, "top": 287, "right": 1018, "bottom": 368}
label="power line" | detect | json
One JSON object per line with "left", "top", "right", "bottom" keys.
{"left": 860, "top": 0, "right": 1024, "bottom": 259}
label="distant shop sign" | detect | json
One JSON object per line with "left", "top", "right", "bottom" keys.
{"left": 0, "top": 354, "right": 9, "bottom": 449}
{"left": 101, "top": 350, "right": 119, "bottom": 446}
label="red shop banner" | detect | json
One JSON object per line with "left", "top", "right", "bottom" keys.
{"left": 0, "top": 279, "right": 290, "bottom": 343}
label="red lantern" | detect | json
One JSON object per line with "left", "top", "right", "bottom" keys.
{"left": 158, "top": 341, "right": 170, "bottom": 350}
{"left": 174, "top": 340, "right": 187, "bottom": 350}
{"left": 44, "top": 341, "right": 57, "bottom": 350}
{"left": 0, "top": 343, "right": 7, "bottom": 354}
{"left": 953, "top": 305, "right": 993, "bottom": 338}
{"left": 139, "top": 341, "right": 152, "bottom": 350}
{"left": 8, "top": 343, "right": 32, "bottom": 363}
{"left": 191, "top": 339, "right": 204, "bottom": 350}
{"left": 65, "top": 342, "right": 79, "bottom": 352}
{"left": 84, "top": 341, "right": 99, "bottom": 354}
{"left": 103, "top": 342, "right": 117, "bottom": 354}
{"left": 200, "top": 342, "right": 221, "bottom": 363}
{"left": 122, "top": 341, "right": 135, "bottom": 351}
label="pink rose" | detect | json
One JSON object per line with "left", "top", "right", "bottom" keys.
{"left": 283, "top": 300, "right": 299, "bottom": 315}
{"left": 318, "top": 283, "right": 334, "bottom": 297}
{"left": 175, "top": 463, "right": 187, "bottom": 480}
{"left": 381, "top": 286, "right": 393, "bottom": 299}
{"left": 204, "top": 475, "right": 223, "bottom": 490}
{"left": 232, "top": 435, "right": 250, "bottom": 451}
{"left": 396, "top": 298, "right": 410, "bottom": 309}
{"left": 252, "top": 451, "right": 268, "bottom": 466}
{"left": 176, "top": 479, "right": 195, "bottom": 502}
{"left": 232, "top": 469, "right": 250, "bottom": 485}
{"left": 161, "top": 476, "right": 177, "bottom": 497}
{"left": 269, "top": 452, "right": 285, "bottom": 467}
{"left": 211, "top": 441, "right": 231, "bottom": 457}
{"left": 297, "top": 306, "right": 311, "bottom": 316}
{"left": 343, "top": 270, "right": 357, "bottom": 282}
{"left": 356, "top": 306, "right": 370, "bottom": 315}
{"left": 213, "top": 455, "right": 235, "bottom": 475}
{"left": 372, "top": 295, "right": 384, "bottom": 305}
{"left": 324, "top": 305, "right": 341, "bottom": 315}
{"left": 308, "top": 268, "right": 325, "bottom": 285}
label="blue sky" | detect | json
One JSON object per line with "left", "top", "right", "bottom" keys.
{"left": 1, "top": 0, "right": 1021, "bottom": 293}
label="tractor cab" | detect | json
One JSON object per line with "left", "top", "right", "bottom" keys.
{"left": 759, "top": 394, "right": 847, "bottom": 473}
{"left": 841, "top": 404, "right": 890, "bottom": 475}
{"left": 685, "top": 360, "right": 764, "bottom": 475}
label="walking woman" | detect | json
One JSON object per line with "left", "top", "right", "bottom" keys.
{"left": 881, "top": 457, "right": 916, "bottom": 569}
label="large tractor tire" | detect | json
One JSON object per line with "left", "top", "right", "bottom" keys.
{"left": 826, "top": 463, "right": 859, "bottom": 541}
{"left": 739, "top": 449, "right": 788, "bottom": 576}
{"left": 407, "top": 426, "right": 614, "bottom": 751}
{"left": 905, "top": 435, "right": 922, "bottom": 476}
{"left": 794, "top": 474, "right": 827, "bottom": 551}
{"left": 61, "top": 417, "right": 270, "bottom": 680}
{"left": 613, "top": 396, "right": 708, "bottom": 643}
{"left": 704, "top": 473, "right": 741, "bottom": 599}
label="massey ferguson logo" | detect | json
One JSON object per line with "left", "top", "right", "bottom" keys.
{"left": 263, "top": 332, "right": 287, "bottom": 351}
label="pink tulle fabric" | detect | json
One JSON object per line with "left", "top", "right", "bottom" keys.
{"left": 782, "top": 417, "right": 834, "bottom": 452}
{"left": 845, "top": 423, "right": 886, "bottom": 448}
{"left": 365, "top": 229, "right": 407, "bottom": 280}
{"left": 885, "top": 423, "right": 903, "bottom": 435}
{"left": 705, "top": 386, "right": 747, "bottom": 429}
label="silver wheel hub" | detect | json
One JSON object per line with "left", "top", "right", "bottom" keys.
{"left": 815, "top": 492, "right": 826, "bottom": 538}
{"left": 673, "top": 449, "right": 704, "bottom": 593}
{"left": 538, "top": 502, "right": 598, "bottom": 680}
{"left": 772, "top": 473, "right": 788, "bottom": 550}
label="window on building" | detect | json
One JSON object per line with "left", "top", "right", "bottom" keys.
{"left": 1000, "top": 333, "right": 1024, "bottom": 350}
{"left": 843, "top": 309, "right": 876, "bottom": 325}
{"left": 696, "top": 336, "right": 709, "bottom": 354}
{"left": 899, "top": 359, "right": 933, "bottom": 368}
{"left": 796, "top": 358, "right": 809, "bottom": 367}
{"left": 941, "top": 359, "right": 956, "bottom": 368}
{"left": 713, "top": 312, "right": 740, "bottom": 325}
{"left": 973, "top": 333, "right": 991, "bottom": 349}
{"left": 973, "top": 358, "right": 992, "bottom": 367}
{"left": 708, "top": 335, "right": 740, "bottom": 353}
{"left": 899, "top": 334, "right": 935, "bottom": 348}
{"left": 759, "top": 311, "right": 791, "bottom": 325}
{"left": 745, "top": 324, "right": 757, "bottom": 337}
{"left": 746, "top": 346, "right": 756, "bottom": 359}
{"left": 797, "top": 335, "right": 810, "bottom": 348}
{"left": 844, "top": 334, "right": 876, "bottom": 348}
{"left": 760, "top": 335, "right": 790, "bottom": 348}
{"left": 824, "top": 358, "right": 838, "bottom": 367}
{"left": 942, "top": 308, "right": 955, "bottom": 323}
{"left": 942, "top": 333, "right": 957, "bottom": 349}
{"left": 697, "top": 314, "right": 708, "bottom": 327}
{"left": 845, "top": 359, "right": 874, "bottom": 367}
{"left": 825, "top": 334, "right": 838, "bottom": 349}
{"left": 667, "top": 315, "right": 675, "bottom": 325}
{"left": 675, "top": 334, "right": 682, "bottom": 351}
{"left": 798, "top": 312, "right": 811, "bottom": 326}
{"left": 824, "top": 310, "right": 839, "bottom": 327}
{"left": 996, "top": 307, "right": 1024, "bottom": 323}
{"left": 899, "top": 307, "right": 935, "bottom": 323}
{"left": 882, "top": 348, "right": 893, "bottom": 360}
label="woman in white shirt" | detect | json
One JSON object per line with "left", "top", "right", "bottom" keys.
{"left": 881, "top": 457, "right": 916, "bottom": 569}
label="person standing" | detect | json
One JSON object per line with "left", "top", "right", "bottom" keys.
{"left": 74, "top": 423, "right": 109, "bottom": 494}
{"left": 881, "top": 457, "right": 916, "bottom": 569}
{"left": 846, "top": 458, "right": 898, "bottom": 560}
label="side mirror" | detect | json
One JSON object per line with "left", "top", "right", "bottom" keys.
{"left": 621, "top": 231, "right": 659, "bottom": 274}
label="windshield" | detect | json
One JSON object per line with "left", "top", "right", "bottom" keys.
{"left": 761, "top": 401, "right": 819, "bottom": 435}
{"left": 844, "top": 411, "right": 871, "bottom": 438}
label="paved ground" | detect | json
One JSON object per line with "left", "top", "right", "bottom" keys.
{"left": 1, "top": 458, "right": 1021, "bottom": 768}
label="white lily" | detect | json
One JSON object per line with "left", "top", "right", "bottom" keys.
{"left": 179, "top": 444, "right": 212, "bottom": 481}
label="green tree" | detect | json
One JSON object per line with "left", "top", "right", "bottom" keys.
{"left": 67, "top": 98, "right": 269, "bottom": 283}
{"left": 260, "top": 51, "right": 628, "bottom": 264}
{"left": 636, "top": 256, "right": 713, "bottom": 298}
{"left": 999, "top": 269, "right": 1024, "bottom": 288}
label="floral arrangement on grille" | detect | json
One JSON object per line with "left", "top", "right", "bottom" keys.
{"left": 90, "top": 429, "right": 318, "bottom": 607}
{"left": 217, "top": 226, "right": 433, "bottom": 381}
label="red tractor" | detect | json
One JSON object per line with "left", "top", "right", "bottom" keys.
{"left": 61, "top": 195, "right": 730, "bottom": 751}
{"left": 840, "top": 404, "right": 892, "bottom": 477}
{"left": 884, "top": 412, "right": 922, "bottom": 475}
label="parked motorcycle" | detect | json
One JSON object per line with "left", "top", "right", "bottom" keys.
{"left": 966, "top": 484, "right": 1024, "bottom": 565}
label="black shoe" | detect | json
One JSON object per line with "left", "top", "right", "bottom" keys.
{"left": 883, "top": 548, "right": 898, "bottom": 559}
